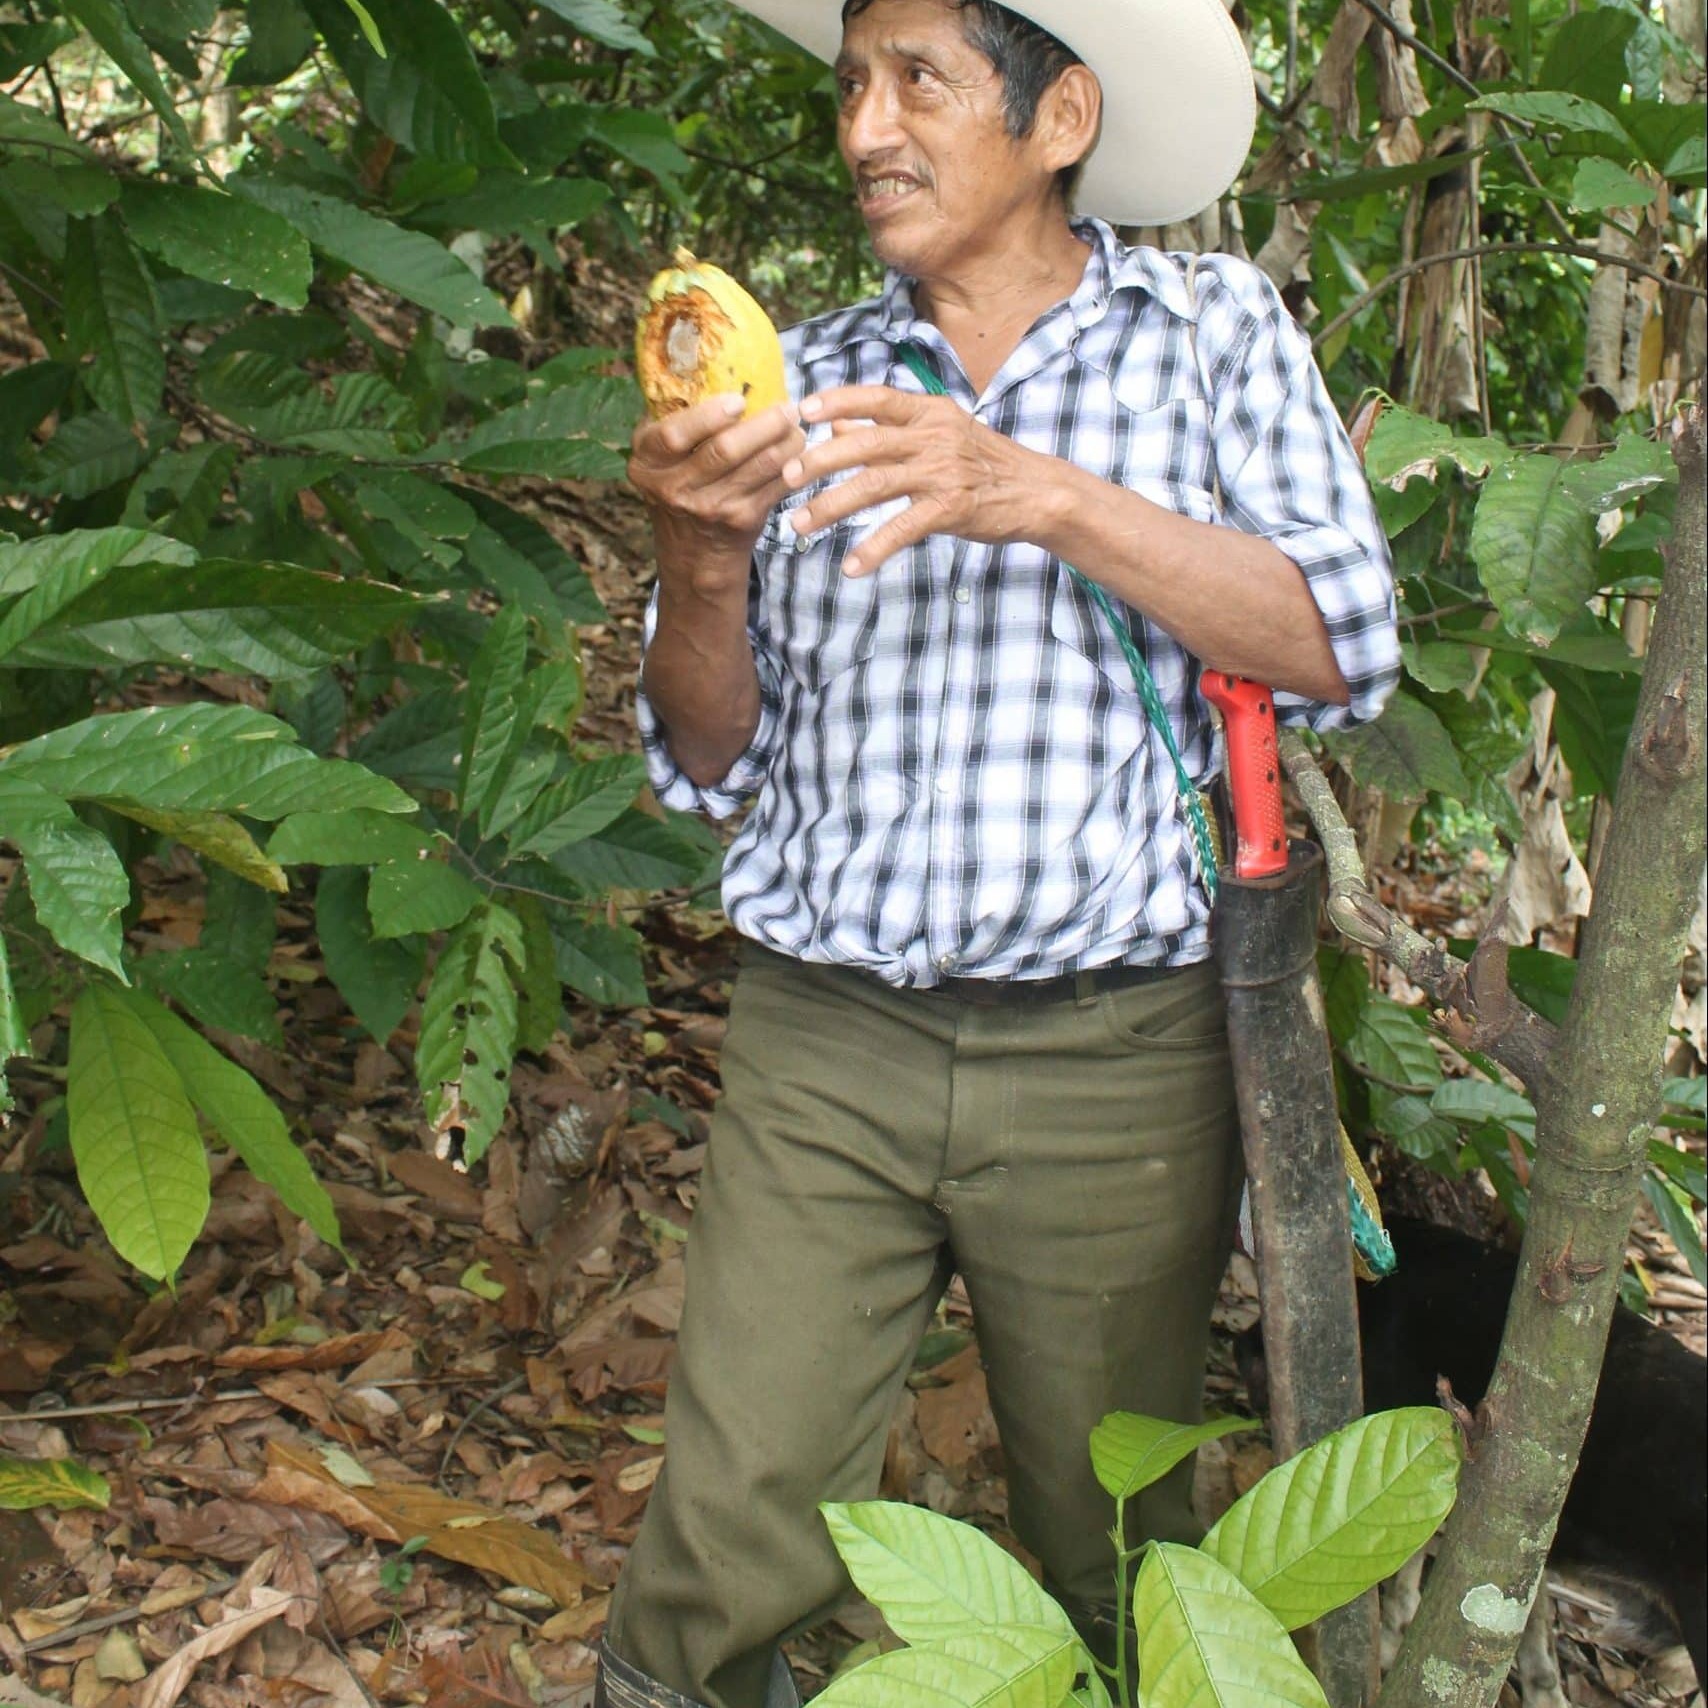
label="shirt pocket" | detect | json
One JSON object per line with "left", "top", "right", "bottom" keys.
{"left": 758, "top": 483, "right": 885, "bottom": 692}
{"left": 1106, "top": 393, "right": 1220, "bottom": 526}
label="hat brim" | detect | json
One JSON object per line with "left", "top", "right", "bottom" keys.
{"left": 731, "top": 0, "right": 1256, "bottom": 226}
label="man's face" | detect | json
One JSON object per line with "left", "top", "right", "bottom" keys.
{"left": 834, "top": 0, "right": 1058, "bottom": 281}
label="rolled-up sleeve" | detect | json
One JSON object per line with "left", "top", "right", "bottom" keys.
{"left": 635, "top": 570, "right": 782, "bottom": 819}
{"left": 1201, "top": 259, "right": 1400, "bottom": 732}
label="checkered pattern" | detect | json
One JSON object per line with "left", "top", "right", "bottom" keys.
{"left": 637, "top": 219, "right": 1399, "bottom": 988}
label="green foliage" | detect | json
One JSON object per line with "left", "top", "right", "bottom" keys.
{"left": 0, "top": 0, "right": 716, "bottom": 1277}
{"left": 817, "top": 1407, "right": 1461, "bottom": 1708}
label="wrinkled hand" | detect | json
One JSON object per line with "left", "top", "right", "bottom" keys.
{"left": 781, "top": 386, "right": 1044, "bottom": 577}
{"left": 628, "top": 393, "right": 805, "bottom": 598}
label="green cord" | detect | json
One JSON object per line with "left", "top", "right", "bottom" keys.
{"left": 895, "top": 342, "right": 1219, "bottom": 899}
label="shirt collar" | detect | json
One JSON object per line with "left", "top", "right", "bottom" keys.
{"left": 794, "top": 217, "right": 1199, "bottom": 366}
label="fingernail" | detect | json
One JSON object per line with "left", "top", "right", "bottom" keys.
{"left": 721, "top": 394, "right": 745, "bottom": 416}
{"left": 843, "top": 555, "right": 864, "bottom": 577}
{"left": 799, "top": 397, "right": 821, "bottom": 420}
{"left": 782, "top": 459, "right": 804, "bottom": 486}
{"left": 787, "top": 508, "right": 811, "bottom": 535}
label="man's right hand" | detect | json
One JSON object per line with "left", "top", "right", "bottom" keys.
{"left": 628, "top": 393, "right": 806, "bottom": 598}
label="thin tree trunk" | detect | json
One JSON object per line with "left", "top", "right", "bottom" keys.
{"left": 1373, "top": 407, "right": 1707, "bottom": 1708}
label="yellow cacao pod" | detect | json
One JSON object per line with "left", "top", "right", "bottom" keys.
{"left": 635, "top": 247, "right": 788, "bottom": 420}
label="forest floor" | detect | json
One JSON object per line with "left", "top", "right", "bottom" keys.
{"left": 2, "top": 247, "right": 1704, "bottom": 1708}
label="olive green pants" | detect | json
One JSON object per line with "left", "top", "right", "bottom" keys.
{"left": 605, "top": 945, "right": 1243, "bottom": 1708}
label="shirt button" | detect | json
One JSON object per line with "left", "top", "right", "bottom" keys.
{"left": 934, "top": 776, "right": 951, "bottom": 794}
{"left": 953, "top": 586, "right": 971, "bottom": 604}
{"left": 937, "top": 954, "right": 957, "bottom": 972}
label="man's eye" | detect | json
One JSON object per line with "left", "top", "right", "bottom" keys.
{"left": 905, "top": 64, "right": 935, "bottom": 85}
{"left": 837, "top": 75, "right": 862, "bottom": 100}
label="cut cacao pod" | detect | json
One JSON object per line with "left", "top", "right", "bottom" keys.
{"left": 635, "top": 247, "right": 788, "bottom": 420}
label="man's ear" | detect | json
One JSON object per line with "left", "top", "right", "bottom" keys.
{"left": 1039, "top": 63, "right": 1101, "bottom": 174}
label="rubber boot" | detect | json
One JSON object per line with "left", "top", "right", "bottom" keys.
{"left": 594, "top": 1640, "right": 800, "bottom": 1708}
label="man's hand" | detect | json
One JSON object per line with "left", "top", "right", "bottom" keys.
{"left": 628, "top": 393, "right": 805, "bottom": 597}
{"left": 781, "top": 386, "right": 1045, "bottom": 578}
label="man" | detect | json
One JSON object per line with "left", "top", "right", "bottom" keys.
{"left": 601, "top": 2, "right": 1400, "bottom": 1705}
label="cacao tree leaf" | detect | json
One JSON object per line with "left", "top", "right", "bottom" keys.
{"left": 22, "top": 411, "right": 152, "bottom": 499}
{"left": 547, "top": 808, "right": 710, "bottom": 891}
{"left": 1569, "top": 156, "right": 1658, "bottom": 212}
{"left": 821, "top": 1501, "right": 1077, "bottom": 1645}
{"left": 1321, "top": 691, "right": 1468, "bottom": 804}
{"left": 0, "top": 1454, "right": 111, "bottom": 1511}
{"left": 1472, "top": 448, "right": 1600, "bottom": 645}
{"left": 0, "top": 157, "right": 119, "bottom": 214}
{"left": 119, "top": 180, "right": 313, "bottom": 308}
{"left": 416, "top": 901, "right": 522, "bottom": 1165}
{"left": 0, "top": 775, "right": 129, "bottom": 976}
{"left": 1468, "top": 90, "right": 1636, "bottom": 152}
{"left": 64, "top": 212, "right": 162, "bottom": 425}
{"left": 1089, "top": 1413, "right": 1261, "bottom": 1502}
{"left": 510, "top": 892, "right": 562, "bottom": 1055}
{"left": 68, "top": 981, "right": 209, "bottom": 1280}
{"left": 813, "top": 1627, "right": 1079, "bottom": 1708}
{"left": 267, "top": 808, "right": 437, "bottom": 866}
{"left": 1135, "top": 1543, "right": 1329, "bottom": 1708}
{"left": 228, "top": 0, "right": 315, "bottom": 82}
{"left": 119, "top": 443, "right": 241, "bottom": 546}
{"left": 1200, "top": 1410, "right": 1461, "bottom": 1630}
{"left": 56, "top": 0, "right": 192, "bottom": 149}
{"left": 231, "top": 175, "right": 511, "bottom": 330}
{"left": 462, "top": 492, "right": 606, "bottom": 624}
{"left": 1346, "top": 995, "right": 1443, "bottom": 1095}
{"left": 1430, "top": 1078, "right": 1535, "bottom": 1128}
{"left": 101, "top": 802, "right": 287, "bottom": 892}
{"left": 1362, "top": 402, "right": 1510, "bottom": 489}
{"left": 125, "top": 989, "right": 342, "bottom": 1251}
{"left": 367, "top": 859, "right": 483, "bottom": 937}
{"left": 0, "top": 527, "right": 195, "bottom": 598}
{"left": 0, "top": 90, "right": 92, "bottom": 154}
{"left": 138, "top": 947, "right": 283, "bottom": 1047}
{"left": 315, "top": 866, "right": 424, "bottom": 1043}
{"left": 1539, "top": 6, "right": 1639, "bottom": 108}
{"left": 1558, "top": 432, "right": 1676, "bottom": 514}
{"left": 0, "top": 559, "right": 425, "bottom": 677}
{"left": 459, "top": 604, "right": 528, "bottom": 823}
{"left": 506, "top": 755, "right": 648, "bottom": 859}
{"left": 301, "top": 0, "right": 517, "bottom": 167}
{"left": 549, "top": 913, "right": 647, "bottom": 1007}
{"left": 0, "top": 933, "right": 27, "bottom": 1113}
{"left": 0, "top": 703, "right": 416, "bottom": 818}
{"left": 531, "top": 0, "right": 655, "bottom": 54}
{"left": 412, "top": 173, "right": 611, "bottom": 235}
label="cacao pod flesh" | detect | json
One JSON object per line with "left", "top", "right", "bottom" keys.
{"left": 635, "top": 247, "right": 788, "bottom": 420}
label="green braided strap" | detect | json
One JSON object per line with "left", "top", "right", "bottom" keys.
{"left": 895, "top": 342, "right": 1219, "bottom": 899}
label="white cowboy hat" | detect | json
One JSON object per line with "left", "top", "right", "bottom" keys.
{"left": 733, "top": 0, "right": 1257, "bottom": 226}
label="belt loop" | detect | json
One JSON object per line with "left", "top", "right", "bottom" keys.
{"left": 1074, "top": 968, "right": 1097, "bottom": 1006}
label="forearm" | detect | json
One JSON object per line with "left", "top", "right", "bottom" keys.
{"left": 642, "top": 562, "right": 764, "bottom": 787}
{"left": 1034, "top": 459, "right": 1350, "bottom": 705}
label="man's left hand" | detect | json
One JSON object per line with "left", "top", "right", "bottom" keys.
{"left": 781, "top": 385, "right": 1047, "bottom": 578}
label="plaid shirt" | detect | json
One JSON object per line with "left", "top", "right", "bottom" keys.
{"left": 637, "top": 218, "right": 1398, "bottom": 987}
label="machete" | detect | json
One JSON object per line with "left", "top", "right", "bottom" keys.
{"left": 1203, "top": 669, "right": 1379, "bottom": 1708}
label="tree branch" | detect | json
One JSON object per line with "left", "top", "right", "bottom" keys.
{"left": 1313, "top": 241, "right": 1707, "bottom": 349}
{"left": 1375, "top": 407, "right": 1707, "bottom": 1708}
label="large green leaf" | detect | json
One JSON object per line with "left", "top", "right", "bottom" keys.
{"left": 21, "top": 412, "right": 152, "bottom": 499}
{"left": 0, "top": 528, "right": 195, "bottom": 598}
{"left": 267, "top": 808, "right": 436, "bottom": 866}
{"left": 1362, "top": 402, "right": 1510, "bottom": 490}
{"left": 0, "top": 776, "right": 128, "bottom": 976}
{"left": 0, "top": 559, "right": 424, "bottom": 676}
{"left": 57, "top": 0, "right": 192, "bottom": 149}
{"left": 821, "top": 1501, "right": 1076, "bottom": 1646}
{"left": 120, "top": 180, "right": 312, "bottom": 309}
{"left": 0, "top": 932, "right": 27, "bottom": 1112}
{"left": 1345, "top": 995, "right": 1443, "bottom": 1097}
{"left": 229, "top": 0, "right": 315, "bottom": 82}
{"left": 550, "top": 913, "right": 647, "bottom": 1007}
{"left": 460, "top": 604, "right": 529, "bottom": 824}
{"left": 1, "top": 703, "right": 416, "bottom": 818}
{"left": 463, "top": 492, "right": 606, "bottom": 624}
{"left": 68, "top": 981, "right": 209, "bottom": 1280}
{"left": 510, "top": 892, "right": 562, "bottom": 1056}
{"left": 231, "top": 175, "right": 510, "bottom": 330}
{"left": 532, "top": 0, "right": 655, "bottom": 54}
{"left": 1089, "top": 1413, "right": 1261, "bottom": 1502}
{"left": 138, "top": 947, "right": 282, "bottom": 1046}
{"left": 368, "top": 859, "right": 483, "bottom": 937}
{"left": 1135, "top": 1544, "right": 1329, "bottom": 1708}
{"left": 64, "top": 212, "right": 162, "bottom": 425}
{"left": 424, "top": 383, "right": 636, "bottom": 479}
{"left": 813, "top": 1627, "right": 1079, "bottom": 1708}
{"left": 548, "top": 809, "right": 711, "bottom": 891}
{"left": 1471, "top": 446, "right": 1599, "bottom": 647}
{"left": 315, "top": 867, "right": 424, "bottom": 1043}
{"left": 1321, "top": 692, "right": 1469, "bottom": 805}
{"left": 416, "top": 902, "right": 522, "bottom": 1165}
{"left": 302, "top": 0, "right": 517, "bottom": 167}
{"left": 412, "top": 173, "right": 611, "bottom": 235}
{"left": 126, "top": 990, "right": 342, "bottom": 1251}
{"left": 103, "top": 802, "right": 286, "bottom": 892}
{"left": 506, "top": 755, "right": 647, "bottom": 859}
{"left": 1200, "top": 1410, "right": 1461, "bottom": 1631}
{"left": 0, "top": 1454, "right": 111, "bottom": 1512}
{"left": 119, "top": 443, "right": 241, "bottom": 547}
{"left": 1468, "top": 90, "right": 1637, "bottom": 153}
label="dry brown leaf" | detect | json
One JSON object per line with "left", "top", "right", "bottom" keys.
{"left": 214, "top": 1328, "right": 411, "bottom": 1371}
{"left": 259, "top": 1443, "right": 590, "bottom": 1607}
{"left": 142, "top": 1496, "right": 349, "bottom": 1565}
{"left": 135, "top": 1586, "right": 301, "bottom": 1708}
{"left": 915, "top": 1349, "right": 998, "bottom": 1472}
{"left": 251, "top": 1371, "right": 338, "bottom": 1431}
{"left": 384, "top": 1152, "right": 484, "bottom": 1222}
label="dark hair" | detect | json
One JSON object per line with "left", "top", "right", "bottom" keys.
{"left": 839, "top": 0, "right": 1087, "bottom": 201}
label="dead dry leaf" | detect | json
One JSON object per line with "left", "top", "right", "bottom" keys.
{"left": 135, "top": 1586, "right": 302, "bottom": 1708}
{"left": 214, "top": 1328, "right": 412, "bottom": 1371}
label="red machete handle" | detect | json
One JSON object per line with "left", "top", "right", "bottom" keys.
{"left": 1201, "top": 672, "right": 1287, "bottom": 879}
